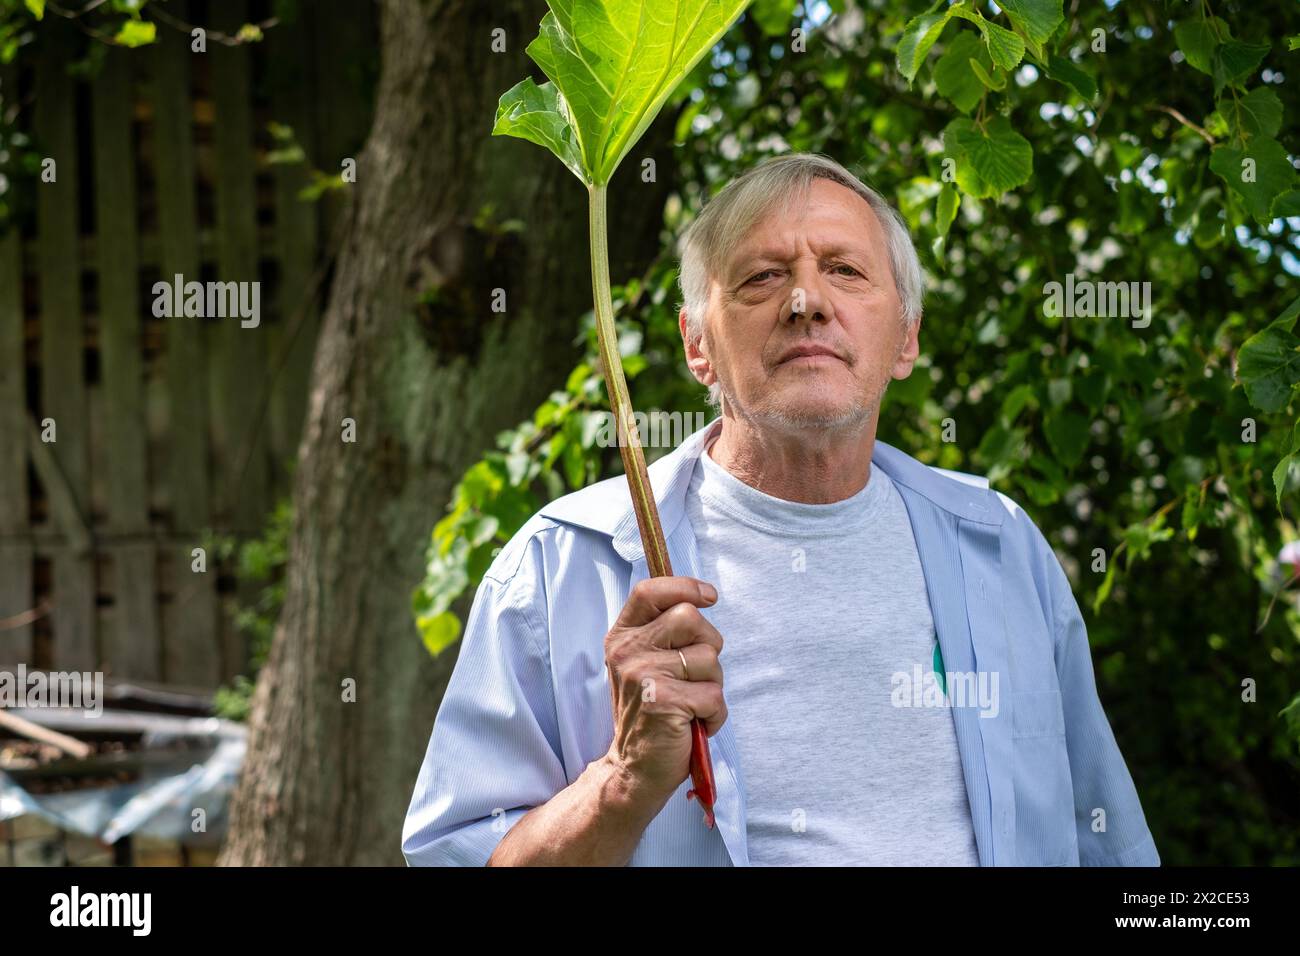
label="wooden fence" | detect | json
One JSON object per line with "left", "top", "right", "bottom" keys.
{"left": 0, "top": 0, "right": 376, "bottom": 688}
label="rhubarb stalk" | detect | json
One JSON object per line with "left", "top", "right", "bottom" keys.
{"left": 491, "top": 0, "right": 752, "bottom": 831}
{"left": 589, "top": 183, "right": 717, "bottom": 826}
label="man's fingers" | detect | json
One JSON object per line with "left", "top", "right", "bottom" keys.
{"left": 644, "top": 601, "right": 724, "bottom": 653}
{"left": 670, "top": 678, "right": 727, "bottom": 731}
{"left": 616, "top": 576, "right": 718, "bottom": 629}
{"left": 654, "top": 642, "right": 722, "bottom": 686}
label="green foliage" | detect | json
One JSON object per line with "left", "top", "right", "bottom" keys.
{"left": 750, "top": 0, "right": 799, "bottom": 35}
{"left": 897, "top": 0, "right": 953, "bottom": 82}
{"left": 1238, "top": 294, "right": 1300, "bottom": 414}
{"left": 205, "top": 499, "right": 293, "bottom": 722}
{"left": 112, "top": 17, "right": 155, "bottom": 48}
{"left": 933, "top": 30, "right": 994, "bottom": 113}
{"left": 0, "top": 0, "right": 275, "bottom": 66}
{"left": 943, "top": 115, "right": 1034, "bottom": 197}
{"left": 262, "top": 120, "right": 351, "bottom": 201}
{"left": 0, "top": 0, "right": 159, "bottom": 57}
{"left": 213, "top": 675, "right": 256, "bottom": 723}
{"left": 492, "top": 0, "right": 753, "bottom": 186}
{"left": 412, "top": 291, "right": 680, "bottom": 654}
{"left": 1239, "top": 294, "right": 1300, "bottom": 507}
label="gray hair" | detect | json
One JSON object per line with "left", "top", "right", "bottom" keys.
{"left": 676, "top": 153, "right": 925, "bottom": 408}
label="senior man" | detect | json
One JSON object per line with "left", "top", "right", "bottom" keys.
{"left": 402, "top": 153, "right": 1159, "bottom": 867}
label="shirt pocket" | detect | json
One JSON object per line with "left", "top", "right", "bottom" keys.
{"left": 1011, "top": 689, "right": 1066, "bottom": 738}
{"left": 1011, "top": 689, "right": 1076, "bottom": 864}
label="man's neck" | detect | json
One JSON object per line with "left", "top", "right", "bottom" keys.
{"left": 706, "top": 409, "right": 878, "bottom": 504}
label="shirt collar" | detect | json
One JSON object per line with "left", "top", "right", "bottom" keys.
{"left": 538, "top": 414, "right": 1003, "bottom": 563}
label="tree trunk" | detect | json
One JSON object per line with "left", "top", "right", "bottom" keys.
{"left": 218, "top": 0, "right": 674, "bottom": 865}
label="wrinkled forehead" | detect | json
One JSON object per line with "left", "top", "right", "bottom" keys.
{"left": 716, "top": 178, "right": 885, "bottom": 277}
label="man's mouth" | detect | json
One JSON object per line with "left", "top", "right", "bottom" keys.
{"left": 775, "top": 343, "right": 846, "bottom": 366}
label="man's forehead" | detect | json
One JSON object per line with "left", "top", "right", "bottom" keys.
{"left": 728, "top": 182, "right": 880, "bottom": 258}
{"left": 734, "top": 234, "right": 871, "bottom": 258}
{"left": 726, "top": 214, "right": 882, "bottom": 269}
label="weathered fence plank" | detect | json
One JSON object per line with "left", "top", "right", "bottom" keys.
{"left": 210, "top": 0, "right": 268, "bottom": 681}
{"left": 0, "top": 62, "right": 32, "bottom": 667}
{"left": 34, "top": 24, "right": 95, "bottom": 672}
{"left": 312, "top": 0, "right": 374, "bottom": 240}
{"left": 268, "top": 13, "right": 321, "bottom": 475}
{"left": 210, "top": 0, "right": 269, "bottom": 536}
{"left": 152, "top": 1, "right": 221, "bottom": 688}
{"left": 93, "top": 48, "right": 160, "bottom": 681}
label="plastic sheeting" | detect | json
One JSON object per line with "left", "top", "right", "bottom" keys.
{"left": 0, "top": 708, "right": 246, "bottom": 846}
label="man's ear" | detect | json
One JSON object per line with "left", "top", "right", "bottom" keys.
{"left": 680, "top": 305, "right": 716, "bottom": 387}
{"left": 891, "top": 312, "right": 922, "bottom": 380}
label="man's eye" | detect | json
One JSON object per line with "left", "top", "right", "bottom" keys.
{"left": 747, "top": 270, "right": 777, "bottom": 284}
{"left": 832, "top": 264, "right": 861, "bottom": 277}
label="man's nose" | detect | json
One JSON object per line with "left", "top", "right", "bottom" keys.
{"left": 784, "top": 262, "right": 832, "bottom": 324}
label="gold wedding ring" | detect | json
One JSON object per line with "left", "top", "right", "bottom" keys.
{"left": 677, "top": 649, "right": 689, "bottom": 681}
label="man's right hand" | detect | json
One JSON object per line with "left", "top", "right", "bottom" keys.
{"left": 486, "top": 576, "right": 727, "bottom": 866}
{"left": 602, "top": 576, "right": 728, "bottom": 809}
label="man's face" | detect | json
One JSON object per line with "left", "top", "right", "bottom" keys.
{"left": 682, "top": 178, "right": 921, "bottom": 433}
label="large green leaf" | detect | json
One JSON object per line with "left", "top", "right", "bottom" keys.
{"left": 897, "top": 0, "right": 953, "bottom": 84}
{"left": 944, "top": 115, "right": 1034, "bottom": 198}
{"left": 493, "top": 0, "right": 752, "bottom": 186}
{"left": 1209, "top": 137, "right": 1299, "bottom": 225}
{"left": 1174, "top": 19, "right": 1225, "bottom": 75}
{"left": 1045, "top": 53, "right": 1097, "bottom": 101}
{"left": 492, "top": 77, "right": 585, "bottom": 181}
{"left": 1272, "top": 420, "right": 1300, "bottom": 511}
{"left": 996, "top": 0, "right": 1063, "bottom": 60}
{"left": 1238, "top": 295, "right": 1300, "bottom": 413}
{"left": 1212, "top": 39, "right": 1270, "bottom": 94}
{"left": 933, "top": 30, "right": 990, "bottom": 113}
{"left": 982, "top": 20, "right": 1026, "bottom": 72}
{"left": 1219, "top": 86, "right": 1283, "bottom": 140}
{"left": 949, "top": 4, "right": 1024, "bottom": 72}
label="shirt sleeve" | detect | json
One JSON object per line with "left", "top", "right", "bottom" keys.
{"left": 1051, "top": 573, "right": 1161, "bottom": 866}
{"left": 401, "top": 540, "right": 568, "bottom": 866}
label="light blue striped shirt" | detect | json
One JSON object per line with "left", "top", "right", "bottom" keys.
{"left": 401, "top": 417, "right": 1160, "bottom": 867}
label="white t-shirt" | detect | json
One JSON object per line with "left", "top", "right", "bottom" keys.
{"left": 685, "top": 434, "right": 980, "bottom": 865}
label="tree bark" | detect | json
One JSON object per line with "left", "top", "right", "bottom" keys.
{"left": 218, "top": 0, "right": 674, "bottom": 865}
